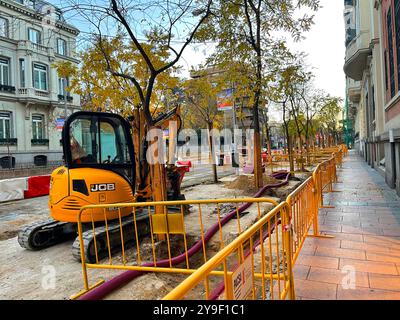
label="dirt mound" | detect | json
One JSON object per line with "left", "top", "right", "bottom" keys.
{"left": 225, "top": 174, "right": 280, "bottom": 194}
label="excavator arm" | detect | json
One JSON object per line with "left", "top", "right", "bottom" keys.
{"left": 132, "top": 106, "right": 184, "bottom": 203}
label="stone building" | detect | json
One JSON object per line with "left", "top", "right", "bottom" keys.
{"left": 0, "top": 0, "right": 80, "bottom": 168}
{"left": 344, "top": 0, "right": 400, "bottom": 195}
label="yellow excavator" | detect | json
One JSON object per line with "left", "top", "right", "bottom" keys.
{"left": 18, "top": 108, "right": 187, "bottom": 262}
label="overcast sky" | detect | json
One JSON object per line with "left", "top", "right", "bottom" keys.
{"left": 290, "top": 0, "right": 346, "bottom": 100}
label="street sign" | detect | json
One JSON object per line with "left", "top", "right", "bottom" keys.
{"left": 56, "top": 118, "right": 65, "bottom": 131}
{"left": 231, "top": 255, "right": 253, "bottom": 300}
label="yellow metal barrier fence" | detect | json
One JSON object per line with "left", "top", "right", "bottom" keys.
{"left": 313, "top": 156, "right": 337, "bottom": 208}
{"left": 163, "top": 202, "right": 295, "bottom": 300}
{"left": 287, "top": 176, "right": 318, "bottom": 264}
{"left": 163, "top": 148, "right": 345, "bottom": 300}
{"left": 72, "top": 145, "right": 347, "bottom": 300}
{"left": 72, "top": 197, "right": 279, "bottom": 299}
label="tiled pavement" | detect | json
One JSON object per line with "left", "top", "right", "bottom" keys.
{"left": 294, "top": 150, "right": 400, "bottom": 300}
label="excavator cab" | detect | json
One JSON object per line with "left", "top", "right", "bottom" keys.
{"left": 64, "top": 111, "right": 135, "bottom": 184}
{"left": 49, "top": 112, "right": 136, "bottom": 223}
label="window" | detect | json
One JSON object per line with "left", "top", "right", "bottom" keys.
{"left": 0, "top": 58, "right": 9, "bottom": 86}
{"left": 0, "top": 112, "right": 11, "bottom": 139}
{"left": 387, "top": 7, "right": 396, "bottom": 98}
{"left": 33, "top": 63, "right": 47, "bottom": 90}
{"left": 32, "top": 115, "right": 44, "bottom": 140}
{"left": 385, "top": 49, "right": 389, "bottom": 91}
{"left": 19, "top": 59, "right": 25, "bottom": 87}
{"left": 0, "top": 17, "right": 8, "bottom": 38}
{"left": 55, "top": 12, "right": 62, "bottom": 21}
{"left": 371, "top": 86, "right": 376, "bottom": 122}
{"left": 100, "top": 122, "right": 118, "bottom": 163}
{"left": 57, "top": 38, "right": 66, "bottom": 55}
{"left": 395, "top": 0, "right": 400, "bottom": 91}
{"left": 58, "top": 77, "right": 68, "bottom": 95}
{"left": 27, "top": 0, "right": 35, "bottom": 9}
{"left": 69, "top": 116, "right": 131, "bottom": 165}
{"left": 28, "top": 28, "right": 41, "bottom": 44}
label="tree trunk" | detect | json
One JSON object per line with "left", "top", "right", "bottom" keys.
{"left": 305, "top": 131, "right": 310, "bottom": 166}
{"left": 207, "top": 122, "right": 218, "bottom": 184}
{"left": 284, "top": 123, "right": 294, "bottom": 173}
{"left": 265, "top": 123, "right": 272, "bottom": 172}
{"left": 253, "top": 48, "right": 263, "bottom": 189}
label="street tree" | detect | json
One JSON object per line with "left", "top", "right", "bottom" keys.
{"left": 300, "top": 89, "right": 343, "bottom": 161}
{"left": 269, "top": 55, "right": 309, "bottom": 173}
{"left": 55, "top": 34, "right": 181, "bottom": 117}
{"left": 198, "top": 0, "right": 320, "bottom": 187}
{"left": 315, "top": 97, "right": 343, "bottom": 147}
{"left": 183, "top": 69, "right": 224, "bottom": 183}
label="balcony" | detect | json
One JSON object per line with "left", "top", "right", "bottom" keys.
{"left": 31, "top": 139, "right": 49, "bottom": 146}
{"left": 0, "top": 138, "right": 17, "bottom": 146}
{"left": 347, "top": 80, "right": 362, "bottom": 103}
{"left": 18, "top": 88, "right": 50, "bottom": 99}
{"left": 17, "top": 41, "right": 51, "bottom": 55}
{"left": 58, "top": 94, "right": 73, "bottom": 102}
{"left": 344, "top": 31, "right": 372, "bottom": 81}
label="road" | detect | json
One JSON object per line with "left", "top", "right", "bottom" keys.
{"left": 181, "top": 163, "right": 236, "bottom": 187}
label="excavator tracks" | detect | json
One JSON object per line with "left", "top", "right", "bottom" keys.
{"left": 72, "top": 211, "right": 150, "bottom": 263}
{"left": 18, "top": 219, "right": 77, "bottom": 251}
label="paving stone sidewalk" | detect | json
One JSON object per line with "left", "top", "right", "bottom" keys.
{"left": 294, "top": 150, "right": 400, "bottom": 300}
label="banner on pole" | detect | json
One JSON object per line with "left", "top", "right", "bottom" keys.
{"left": 56, "top": 118, "right": 65, "bottom": 131}
{"left": 217, "top": 88, "right": 234, "bottom": 111}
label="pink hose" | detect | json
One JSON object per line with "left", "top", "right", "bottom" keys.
{"left": 78, "top": 171, "right": 290, "bottom": 300}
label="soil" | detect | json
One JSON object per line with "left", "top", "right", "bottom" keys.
{"left": 224, "top": 174, "right": 280, "bottom": 196}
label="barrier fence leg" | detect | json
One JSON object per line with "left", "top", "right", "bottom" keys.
{"left": 330, "top": 162, "right": 342, "bottom": 192}
{"left": 309, "top": 210, "right": 334, "bottom": 239}
{"left": 319, "top": 171, "right": 335, "bottom": 209}
{"left": 308, "top": 183, "right": 334, "bottom": 240}
{"left": 283, "top": 209, "right": 295, "bottom": 300}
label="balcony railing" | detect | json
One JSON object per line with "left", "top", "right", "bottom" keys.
{"left": 345, "top": 30, "right": 370, "bottom": 60}
{"left": 18, "top": 88, "right": 50, "bottom": 98}
{"left": 344, "top": 30, "right": 372, "bottom": 81}
{"left": 34, "top": 90, "right": 50, "bottom": 97}
{"left": 0, "top": 138, "right": 17, "bottom": 146}
{"left": 18, "top": 88, "right": 28, "bottom": 95}
{"left": 0, "top": 85, "right": 16, "bottom": 93}
{"left": 18, "top": 41, "right": 50, "bottom": 55}
{"left": 31, "top": 139, "right": 49, "bottom": 146}
{"left": 31, "top": 42, "right": 48, "bottom": 53}
{"left": 58, "top": 94, "right": 73, "bottom": 102}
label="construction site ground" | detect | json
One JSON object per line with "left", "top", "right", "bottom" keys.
{"left": 0, "top": 167, "right": 308, "bottom": 300}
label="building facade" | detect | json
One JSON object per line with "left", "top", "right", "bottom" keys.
{"left": 344, "top": 0, "right": 400, "bottom": 195}
{"left": 0, "top": 0, "right": 80, "bottom": 168}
